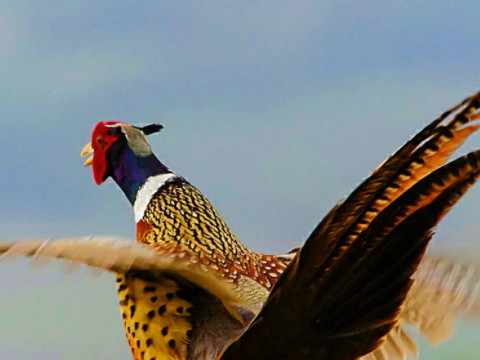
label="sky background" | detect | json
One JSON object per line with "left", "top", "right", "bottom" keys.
{"left": 0, "top": 1, "right": 479, "bottom": 359}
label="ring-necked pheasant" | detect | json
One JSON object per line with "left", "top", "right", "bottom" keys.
{"left": 2, "top": 91, "right": 480, "bottom": 359}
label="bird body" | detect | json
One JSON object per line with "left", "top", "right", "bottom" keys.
{"left": 81, "top": 121, "right": 292, "bottom": 359}
{"left": 116, "top": 175, "right": 292, "bottom": 359}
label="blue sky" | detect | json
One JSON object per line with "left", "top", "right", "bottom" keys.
{"left": 0, "top": 1, "right": 479, "bottom": 359}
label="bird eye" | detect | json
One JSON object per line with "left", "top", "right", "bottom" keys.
{"left": 96, "top": 137, "right": 106, "bottom": 148}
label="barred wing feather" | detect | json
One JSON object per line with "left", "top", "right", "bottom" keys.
{"left": 219, "top": 93, "right": 480, "bottom": 360}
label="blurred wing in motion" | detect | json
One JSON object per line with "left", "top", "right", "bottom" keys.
{"left": 219, "top": 93, "right": 480, "bottom": 360}
{"left": 403, "top": 254, "right": 480, "bottom": 342}
{"left": 0, "top": 237, "right": 262, "bottom": 359}
{"left": 364, "top": 253, "right": 480, "bottom": 360}
{"left": 0, "top": 237, "right": 249, "bottom": 317}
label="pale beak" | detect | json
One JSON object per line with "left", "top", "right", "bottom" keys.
{"left": 80, "top": 143, "right": 94, "bottom": 167}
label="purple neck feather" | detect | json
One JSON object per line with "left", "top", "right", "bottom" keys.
{"left": 110, "top": 146, "right": 170, "bottom": 205}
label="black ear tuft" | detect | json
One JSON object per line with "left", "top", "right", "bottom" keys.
{"left": 134, "top": 124, "right": 164, "bottom": 135}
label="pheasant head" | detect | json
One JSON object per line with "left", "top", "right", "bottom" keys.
{"left": 81, "top": 121, "right": 168, "bottom": 204}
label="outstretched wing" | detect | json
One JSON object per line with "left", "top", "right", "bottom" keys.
{"left": 219, "top": 93, "right": 480, "bottom": 360}
{"left": 0, "top": 237, "right": 247, "bottom": 316}
{"left": 403, "top": 254, "right": 480, "bottom": 342}
{"left": 363, "top": 253, "right": 480, "bottom": 360}
{"left": 0, "top": 237, "right": 258, "bottom": 359}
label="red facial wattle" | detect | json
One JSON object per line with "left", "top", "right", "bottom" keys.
{"left": 82, "top": 121, "right": 127, "bottom": 185}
